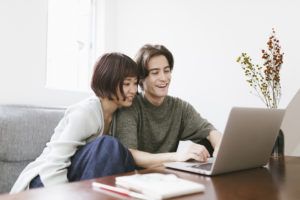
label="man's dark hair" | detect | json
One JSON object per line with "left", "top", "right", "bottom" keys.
{"left": 91, "top": 52, "right": 138, "bottom": 100}
{"left": 135, "top": 44, "right": 174, "bottom": 89}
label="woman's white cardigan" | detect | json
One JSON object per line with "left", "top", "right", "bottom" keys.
{"left": 10, "top": 96, "right": 104, "bottom": 194}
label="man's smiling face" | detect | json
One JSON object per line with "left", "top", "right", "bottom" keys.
{"left": 142, "top": 55, "right": 171, "bottom": 105}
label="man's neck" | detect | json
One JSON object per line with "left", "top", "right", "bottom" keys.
{"left": 144, "top": 92, "right": 165, "bottom": 106}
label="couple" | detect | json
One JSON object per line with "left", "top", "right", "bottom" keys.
{"left": 10, "top": 44, "right": 222, "bottom": 194}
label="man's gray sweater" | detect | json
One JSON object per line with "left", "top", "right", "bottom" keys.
{"left": 113, "top": 94, "right": 216, "bottom": 153}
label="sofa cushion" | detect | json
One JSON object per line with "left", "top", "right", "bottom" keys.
{"left": 0, "top": 104, "right": 65, "bottom": 194}
{"left": 0, "top": 160, "right": 30, "bottom": 194}
{"left": 0, "top": 105, "right": 65, "bottom": 162}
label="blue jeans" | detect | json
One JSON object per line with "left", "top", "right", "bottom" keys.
{"left": 29, "top": 135, "right": 135, "bottom": 188}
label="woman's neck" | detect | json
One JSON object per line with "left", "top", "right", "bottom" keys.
{"left": 100, "top": 98, "right": 118, "bottom": 121}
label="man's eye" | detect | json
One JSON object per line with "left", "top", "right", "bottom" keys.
{"left": 151, "top": 71, "right": 159, "bottom": 75}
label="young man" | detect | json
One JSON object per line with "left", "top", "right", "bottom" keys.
{"left": 113, "top": 44, "right": 222, "bottom": 168}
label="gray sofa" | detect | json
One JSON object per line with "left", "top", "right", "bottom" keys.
{"left": 0, "top": 104, "right": 65, "bottom": 194}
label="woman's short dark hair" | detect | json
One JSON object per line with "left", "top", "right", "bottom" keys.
{"left": 135, "top": 44, "right": 174, "bottom": 88}
{"left": 91, "top": 52, "right": 138, "bottom": 100}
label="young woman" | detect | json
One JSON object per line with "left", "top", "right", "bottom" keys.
{"left": 10, "top": 53, "right": 139, "bottom": 193}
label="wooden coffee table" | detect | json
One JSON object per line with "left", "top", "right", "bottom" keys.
{"left": 1, "top": 156, "right": 299, "bottom": 200}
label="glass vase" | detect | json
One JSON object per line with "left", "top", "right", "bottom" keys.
{"left": 271, "top": 129, "right": 284, "bottom": 157}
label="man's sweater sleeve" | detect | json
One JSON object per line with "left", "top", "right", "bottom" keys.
{"left": 180, "top": 101, "right": 216, "bottom": 143}
{"left": 114, "top": 104, "right": 139, "bottom": 149}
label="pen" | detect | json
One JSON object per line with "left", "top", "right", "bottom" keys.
{"left": 92, "top": 182, "right": 147, "bottom": 199}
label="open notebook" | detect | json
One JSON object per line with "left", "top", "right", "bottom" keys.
{"left": 115, "top": 173, "right": 205, "bottom": 199}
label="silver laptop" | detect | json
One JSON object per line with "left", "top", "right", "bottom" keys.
{"left": 164, "top": 107, "right": 285, "bottom": 175}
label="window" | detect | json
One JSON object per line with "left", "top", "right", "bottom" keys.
{"left": 46, "top": 0, "right": 96, "bottom": 92}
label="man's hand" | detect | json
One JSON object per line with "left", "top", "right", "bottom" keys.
{"left": 176, "top": 143, "right": 210, "bottom": 162}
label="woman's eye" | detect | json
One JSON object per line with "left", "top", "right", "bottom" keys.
{"left": 123, "top": 83, "right": 130, "bottom": 86}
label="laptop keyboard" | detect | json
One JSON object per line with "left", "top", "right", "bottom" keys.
{"left": 190, "top": 163, "right": 213, "bottom": 171}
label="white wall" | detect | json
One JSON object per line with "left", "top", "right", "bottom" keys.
{"left": 113, "top": 0, "right": 300, "bottom": 132}
{"left": 1, "top": 0, "right": 300, "bottom": 132}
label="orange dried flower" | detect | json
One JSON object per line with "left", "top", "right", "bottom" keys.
{"left": 237, "top": 28, "right": 284, "bottom": 108}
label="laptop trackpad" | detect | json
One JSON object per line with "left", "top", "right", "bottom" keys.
{"left": 190, "top": 163, "right": 213, "bottom": 171}
{"left": 187, "top": 157, "right": 214, "bottom": 170}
